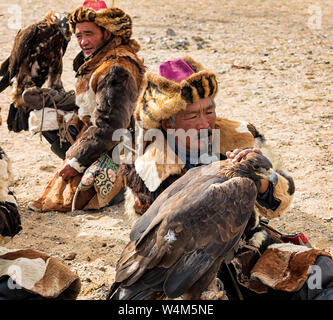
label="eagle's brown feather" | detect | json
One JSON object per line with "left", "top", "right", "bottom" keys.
{"left": 0, "top": 11, "right": 70, "bottom": 108}
{"left": 108, "top": 153, "right": 274, "bottom": 300}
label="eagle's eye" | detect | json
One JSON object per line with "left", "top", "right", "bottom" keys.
{"left": 253, "top": 164, "right": 260, "bottom": 170}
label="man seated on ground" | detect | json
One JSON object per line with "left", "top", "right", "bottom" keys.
{"left": 27, "top": 1, "right": 145, "bottom": 212}
{"left": 120, "top": 56, "right": 333, "bottom": 300}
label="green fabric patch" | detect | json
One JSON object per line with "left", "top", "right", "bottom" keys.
{"left": 79, "top": 154, "right": 118, "bottom": 198}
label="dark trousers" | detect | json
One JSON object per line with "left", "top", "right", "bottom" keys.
{"left": 0, "top": 276, "right": 41, "bottom": 300}
{"left": 42, "top": 127, "right": 78, "bottom": 160}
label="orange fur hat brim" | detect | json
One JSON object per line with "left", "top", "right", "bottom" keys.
{"left": 135, "top": 56, "right": 218, "bottom": 129}
{"left": 68, "top": 7, "right": 132, "bottom": 40}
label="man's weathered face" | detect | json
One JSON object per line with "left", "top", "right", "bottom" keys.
{"left": 75, "top": 22, "right": 110, "bottom": 58}
{"left": 163, "top": 97, "right": 217, "bottom": 153}
{"left": 174, "top": 97, "right": 216, "bottom": 132}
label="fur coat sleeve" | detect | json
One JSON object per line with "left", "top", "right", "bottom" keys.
{"left": 66, "top": 65, "right": 140, "bottom": 170}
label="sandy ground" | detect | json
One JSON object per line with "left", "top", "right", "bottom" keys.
{"left": 0, "top": 0, "right": 332, "bottom": 299}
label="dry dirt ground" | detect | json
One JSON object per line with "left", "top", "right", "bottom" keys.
{"left": 0, "top": 0, "right": 332, "bottom": 300}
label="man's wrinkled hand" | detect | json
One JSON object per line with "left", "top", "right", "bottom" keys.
{"left": 59, "top": 164, "right": 79, "bottom": 180}
{"left": 226, "top": 148, "right": 269, "bottom": 193}
{"left": 226, "top": 148, "right": 262, "bottom": 163}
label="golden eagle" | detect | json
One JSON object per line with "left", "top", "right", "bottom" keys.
{"left": 0, "top": 11, "right": 71, "bottom": 108}
{"left": 107, "top": 153, "right": 278, "bottom": 300}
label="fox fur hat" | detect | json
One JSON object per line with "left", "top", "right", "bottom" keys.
{"left": 135, "top": 56, "right": 218, "bottom": 129}
{"left": 68, "top": 5, "right": 132, "bottom": 41}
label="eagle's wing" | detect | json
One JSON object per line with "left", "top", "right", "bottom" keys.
{"left": 0, "top": 58, "right": 11, "bottom": 93}
{"left": 162, "top": 177, "right": 257, "bottom": 297}
{"left": 61, "top": 38, "right": 69, "bottom": 57}
{"left": 0, "top": 58, "right": 9, "bottom": 76}
{"left": 8, "top": 24, "right": 38, "bottom": 80}
{"left": 0, "top": 24, "right": 37, "bottom": 93}
{"left": 130, "top": 160, "right": 226, "bottom": 242}
{"left": 116, "top": 174, "right": 226, "bottom": 284}
{"left": 115, "top": 176, "right": 257, "bottom": 298}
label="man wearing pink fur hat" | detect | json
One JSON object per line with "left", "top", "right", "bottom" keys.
{"left": 118, "top": 57, "right": 333, "bottom": 300}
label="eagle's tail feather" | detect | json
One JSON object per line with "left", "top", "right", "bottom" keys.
{"left": 0, "top": 72, "right": 11, "bottom": 93}
{"left": 163, "top": 249, "right": 215, "bottom": 299}
{"left": 106, "top": 281, "right": 121, "bottom": 300}
{"left": 108, "top": 282, "right": 159, "bottom": 300}
{"left": 0, "top": 57, "right": 9, "bottom": 76}
{"left": 107, "top": 268, "right": 167, "bottom": 300}
{"left": 0, "top": 57, "right": 11, "bottom": 93}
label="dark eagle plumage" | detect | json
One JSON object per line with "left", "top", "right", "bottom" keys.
{"left": 107, "top": 153, "right": 278, "bottom": 300}
{"left": 0, "top": 147, "right": 21, "bottom": 238}
{"left": 0, "top": 11, "right": 71, "bottom": 108}
{"left": 0, "top": 201, "right": 21, "bottom": 238}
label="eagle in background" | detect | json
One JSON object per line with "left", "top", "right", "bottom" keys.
{"left": 0, "top": 11, "right": 71, "bottom": 109}
{"left": 107, "top": 153, "right": 278, "bottom": 300}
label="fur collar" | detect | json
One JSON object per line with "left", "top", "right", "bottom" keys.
{"left": 134, "top": 117, "right": 257, "bottom": 192}
{"left": 75, "top": 37, "right": 140, "bottom": 78}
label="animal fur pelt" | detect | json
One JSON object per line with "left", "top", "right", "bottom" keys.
{"left": 0, "top": 247, "right": 81, "bottom": 299}
{"left": 0, "top": 11, "right": 71, "bottom": 108}
{"left": 251, "top": 243, "right": 331, "bottom": 292}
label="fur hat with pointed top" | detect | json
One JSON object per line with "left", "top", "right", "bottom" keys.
{"left": 135, "top": 56, "right": 218, "bottom": 129}
{"left": 68, "top": 5, "right": 132, "bottom": 41}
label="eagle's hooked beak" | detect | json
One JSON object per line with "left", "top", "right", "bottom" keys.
{"left": 58, "top": 16, "right": 72, "bottom": 41}
{"left": 256, "top": 168, "right": 278, "bottom": 187}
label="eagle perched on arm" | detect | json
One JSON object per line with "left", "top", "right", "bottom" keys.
{"left": 107, "top": 153, "right": 278, "bottom": 300}
{"left": 0, "top": 11, "right": 71, "bottom": 108}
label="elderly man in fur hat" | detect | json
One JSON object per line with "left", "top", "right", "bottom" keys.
{"left": 29, "top": 1, "right": 145, "bottom": 211}
{"left": 60, "top": 2, "right": 144, "bottom": 178}
{"left": 120, "top": 57, "right": 333, "bottom": 300}
{"left": 123, "top": 57, "right": 292, "bottom": 219}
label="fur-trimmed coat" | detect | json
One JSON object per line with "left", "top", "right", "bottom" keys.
{"left": 65, "top": 37, "right": 145, "bottom": 172}
{"left": 122, "top": 117, "right": 295, "bottom": 221}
